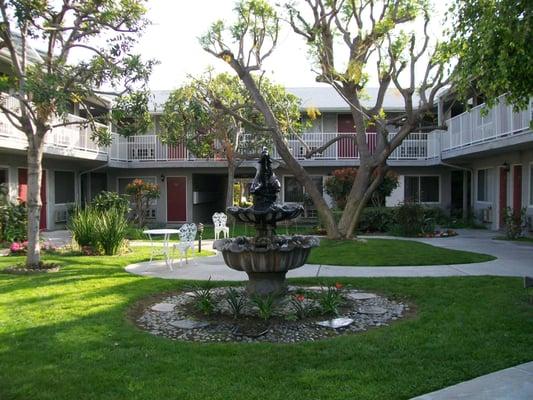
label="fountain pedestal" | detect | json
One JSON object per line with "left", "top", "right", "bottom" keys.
{"left": 213, "top": 149, "right": 319, "bottom": 297}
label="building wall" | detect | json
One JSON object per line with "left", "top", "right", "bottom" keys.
{"left": 0, "top": 152, "right": 103, "bottom": 230}
{"left": 466, "top": 149, "right": 533, "bottom": 230}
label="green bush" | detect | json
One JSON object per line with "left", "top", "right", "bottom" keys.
{"left": 503, "top": 207, "right": 527, "bottom": 240}
{"left": 68, "top": 207, "right": 99, "bottom": 248}
{"left": 92, "top": 191, "right": 130, "bottom": 215}
{"left": 69, "top": 206, "right": 128, "bottom": 255}
{"left": 96, "top": 208, "right": 129, "bottom": 255}
{"left": 0, "top": 184, "right": 27, "bottom": 243}
{"left": 393, "top": 202, "right": 426, "bottom": 237}
{"left": 358, "top": 207, "right": 396, "bottom": 233}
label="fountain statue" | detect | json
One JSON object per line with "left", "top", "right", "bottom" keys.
{"left": 214, "top": 148, "right": 320, "bottom": 296}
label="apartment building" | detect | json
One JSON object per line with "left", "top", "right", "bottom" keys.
{"left": 1, "top": 80, "right": 532, "bottom": 231}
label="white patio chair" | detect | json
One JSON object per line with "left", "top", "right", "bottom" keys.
{"left": 212, "top": 212, "right": 230, "bottom": 240}
{"left": 172, "top": 223, "right": 197, "bottom": 268}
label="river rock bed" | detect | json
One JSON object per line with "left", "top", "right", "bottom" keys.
{"left": 135, "top": 286, "right": 407, "bottom": 343}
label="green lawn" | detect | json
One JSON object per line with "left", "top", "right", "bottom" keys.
{"left": 130, "top": 224, "right": 314, "bottom": 241}
{"left": 1, "top": 248, "right": 531, "bottom": 400}
{"left": 308, "top": 238, "right": 495, "bottom": 266}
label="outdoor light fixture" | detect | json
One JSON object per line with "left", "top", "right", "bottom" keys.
{"left": 197, "top": 223, "right": 204, "bottom": 252}
{"left": 160, "top": 174, "right": 165, "bottom": 182}
{"left": 502, "top": 162, "right": 510, "bottom": 172}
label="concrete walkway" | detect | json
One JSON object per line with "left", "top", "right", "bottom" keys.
{"left": 125, "top": 229, "right": 533, "bottom": 280}
{"left": 412, "top": 361, "right": 533, "bottom": 400}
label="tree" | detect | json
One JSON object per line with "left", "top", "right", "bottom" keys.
{"left": 448, "top": 0, "right": 533, "bottom": 110}
{"left": 0, "top": 0, "right": 154, "bottom": 267}
{"left": 325, "top": 168, "right": 399, "bottom": 209}
{"left": 160, "top": 71, "right": 303, "bottom": 209}
{"left": 125, "top": 179, "right": 160, "bottom": 228}
{"left": 201, "top": 0, "right": 451, "bottom": 239}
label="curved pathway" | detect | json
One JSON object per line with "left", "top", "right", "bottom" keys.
{"left": 125, "top": 229, "right": 533, "bottom": 280}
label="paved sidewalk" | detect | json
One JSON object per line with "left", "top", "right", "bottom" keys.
{"left": 412, "top": 361, "right": 533, "bottom": 399}
{"left": 125, "top": 229, "right": 533, "bottom": 280}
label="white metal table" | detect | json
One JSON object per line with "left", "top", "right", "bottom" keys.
{"left": 143, "top": 229, "right": 180, "bottom": 270}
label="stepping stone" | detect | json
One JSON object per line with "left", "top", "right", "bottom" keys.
{"left": 170, "top": 319, "right": 209, "bottom": 329}
{"left": 316, "top": 318, "right": 354, "bottom": 329}
{"left": 150, "top": 303, "right": 175, "bottom": 312}
{"left": 346, "top": 292, "right": 377, "bottom": 301}
{"left": 358, "top": 306, "right": 387, "bottom": 315}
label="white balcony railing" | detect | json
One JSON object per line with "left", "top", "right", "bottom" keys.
{"left": 110, "top": 131, "right": 439, "bottom": 162}
{"left": 0, "top": 95, "right": 108, "bottom": 158}
{"left": 443, "top": 95, "right": 532, "bottom": 151}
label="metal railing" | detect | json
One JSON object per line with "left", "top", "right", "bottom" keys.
{"left": 109, "top": 131, "right": 439, "bottom": 162}
{"left": 443, "top": 95, "right": 532, "bottom": 151}
{"left": 0, "top": 94, "right": 108, "bottom": 157}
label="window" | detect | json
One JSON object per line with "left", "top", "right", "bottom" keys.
{"left": 283, "top": 176, "right": 323, "bottom": 203}
{"left": 55, "top": 171, "right": 75, "bottom": 204}
{"left": 284, "top": 177, "right": 304, "bottom": 202}
{"left": 530, "top": 165, "right": 533, "bottom": 206}
{"left": 404, "top": 176, "right": 440, "bottom": 203}
{"left": 477, "top": 169, "right": 490, "bottom": 202}
{"left": 0, "top": 168, "right": 7, "bottom": 186}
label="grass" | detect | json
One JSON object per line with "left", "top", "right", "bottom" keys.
{"left": 1, "top": 248, "right": 532, "bottom": 400}
{"left": 307, "top": 238, "right": 496, "bottom": 266}
{"left": 129, "top": 223, "right": 314, "bottom": 241}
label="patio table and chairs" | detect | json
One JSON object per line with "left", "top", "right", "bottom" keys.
{"left": 142, "top": 228, "right": 180, "bottom": 270}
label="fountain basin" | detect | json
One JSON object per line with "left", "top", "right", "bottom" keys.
{"left": 214, "top": 235, "right": 320, "bottom": 296}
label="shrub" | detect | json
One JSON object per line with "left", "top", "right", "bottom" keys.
{"left": 95, "top": 208, "right": 129, "bottom": 255}
{"left": 0, "top": 184, "right": 27, "bottom": 243}
{"left": 68, "top": 207, "right": 99, "bottom": 248}
{"left": 503, "top": 207, "right": 527, "bottom": 240}
{"left": 325, "top": 168, "right": 399, "bottom": 209}
{"left": 125, "top": 179, "right": 160, "bottom": 228}
{"left": 69, "top": 206, "right": 128, "bottom": 255}
{"left": 190, "top": 282, "right": 215, "bottom": 315}
{"left": 358, "top": 207, "right": 396, "bottom": 233}
{"left": 393, "top": 202, "right": 426, "bottom": 237}
{"left": 317, "top": 283, "right": 345, "bottom": 316}
{"left": 224, "top": 287, "right": 246, "bottom": 319}
{"left": 289, "top": 294, "right": 314, "bottom": 319}
{"left": 251, "top": 294, "right": 277, "bottom": 320}
{"left": 92, "top": 191, "right": 130, "bottom": 215}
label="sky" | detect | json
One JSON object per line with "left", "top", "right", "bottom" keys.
{"left": 136, "top": 0, "right": 450, "bottom": 91}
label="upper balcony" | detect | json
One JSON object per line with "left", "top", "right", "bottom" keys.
{"left": 442, "top": 95, "right": 533, "bottom": 159}
{"left": 0, "top": 94, "right": 108, "bottom": 161}
{"left": 108, "top": 131, "right": 441, "bottom": 167}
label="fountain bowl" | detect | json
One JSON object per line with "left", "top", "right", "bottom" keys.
{"left": 214, "top": 235, "right": 320, "bottom": 296}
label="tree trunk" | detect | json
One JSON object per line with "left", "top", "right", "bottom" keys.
{"left": 231, "top": 63, "right": 340, "bottom": 239}
{"left": 226, "top": 161, "right": 236, "bottom": 209}
{"left": 26, "top": 138, "right": 44, "bottom": 268}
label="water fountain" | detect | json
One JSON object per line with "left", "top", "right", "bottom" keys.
{"left": 214, "top": 148, "right": 320, "bottom": 296}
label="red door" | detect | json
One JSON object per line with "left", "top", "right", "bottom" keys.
{"left": 337, "top": 114, "right": 358, "bottom": 158}
{"left": 166, "top": 177, "right": 187, "bottom": 222}
{"left": 499, "top": 167, "right": 508, "bottom": 228}
{"left": 513, "top": 165, "right": 522, "bottom": 215}
{"left": 18, "top": 168, "right": 47, "bottom": 230}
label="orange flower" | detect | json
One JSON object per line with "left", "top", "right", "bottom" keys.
{"left": 335, "top": 282, "right": 343, "bottom": 290}
{"left": 295, "top": 294, "right": 305, "bottom": 302}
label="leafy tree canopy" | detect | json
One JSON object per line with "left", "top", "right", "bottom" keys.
{"left": 160, "top": 71, "right": 304, "bottom": 159}
{"left": 448, "top": 0, "right": 533, "bottom": 110}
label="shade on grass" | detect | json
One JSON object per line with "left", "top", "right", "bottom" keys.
{"left": 307, "top": 238, "right": 495, "bottom": 266}
{"left": 0, "top": 248, "right": 531, "bottom": 400}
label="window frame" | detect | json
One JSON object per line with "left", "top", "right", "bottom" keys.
{"left": 54, "top": 170, "right": 76, "bottom": 205}
{"left": 282, "top": 175, "right": 324, "bottom": 203}
{"left": 403, "top": 175, "right": 440, "bottom": 204}
{"left": 476, "top": 168, "right": 491, "bottom": 203}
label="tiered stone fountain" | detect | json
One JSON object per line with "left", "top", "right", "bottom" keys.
{"left": 214, "top": 149, "right": 319, "bottom": 296}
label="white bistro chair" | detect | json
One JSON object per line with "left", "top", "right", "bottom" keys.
{"left": 172, "top": 223, "right": 197, "bottom": 268}
{"left": 212, "top": 212, "right": 230, "bottom": 239}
